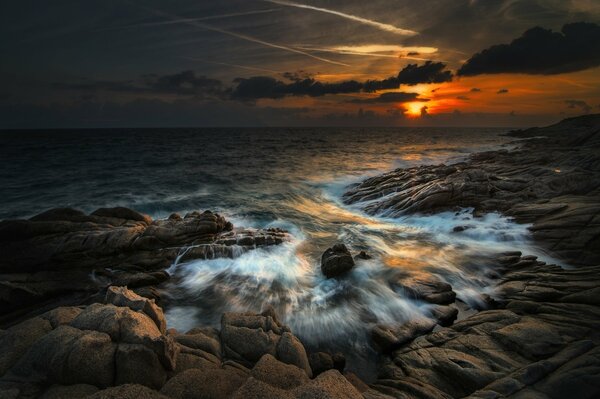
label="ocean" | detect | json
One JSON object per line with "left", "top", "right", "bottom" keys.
{"left": 0, "top": 127, "right": 554, "bottom": 378}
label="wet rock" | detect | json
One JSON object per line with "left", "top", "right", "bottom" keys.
{"left": 343, "top": 115, "right": 600, "bottom": 267}
{"left": 0, "top": 207, "right": 290, "bottom": 325}
{"left": 0, "top": 316, "right": 52, "bottom": 376}
{"left": 392, "top": 276, "right": 456, "bottom": 305}
{"left": 430, "top": 305, "right": 459, "bottom": 327}
{"left": 354, "top": 250, "right": 372, "bottom": 260}
{"left": 321, "top": 243, "right": 355, "bottom": 278}
{"left": 372, "top": 318, "right": 437, "bottom": 353}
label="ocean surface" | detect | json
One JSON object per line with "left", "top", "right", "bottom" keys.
{"left": 0, "top": 127, "right": 556, "bottom": 378}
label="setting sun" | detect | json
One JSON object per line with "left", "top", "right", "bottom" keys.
{"left": 405, "top": 102, "right": 424, "bottom": 117}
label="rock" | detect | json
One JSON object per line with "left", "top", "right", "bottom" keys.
{"left": 8, "top": 325, "right": 116, "bottom": 388}
{"left": 343, "top": 115, "right": 600, "bottom": 267}
{"left": 231, "top": 377, "right": 292, "bottom": 399}
{"left": 354, "top": 250, "right": 372, "bottom": 260}
{"left": 293, "top": 369, "right": 363, "bottom": 399}
{"left": 160, "top": 368, "right": 246, "bottom": 399}
{"left": 70, "top": 303, "right": 178, "bottom": 370}
{"left": 251, "top": 354, "right": 309, "bottom": 389}
{"left": 430, "top": 305, "right": 459, "bottom": 327}
{"left": 309, "top": 352, "right": 334, "bottom": 376}
{"left": 0, "top": 316, "right": 52, "bottom": 376}
{"left": 90, "top": 207, "right": 152, "bottom": 224}
{"left": 372, "top": 318, "right": 437, "bottom": 353}
{"left": 220, "top": 312, "right": 282, "bottom": 365}
{"left": 87, "top": 384, "right": 170, "bottom": 399}
{"left": 343, "top": 372, "right": 370, "bottom": 393}
{"left": 115, "top": 344, "right": 167, "bottom": 389}
{"left": 321, "top": 243, "right": 355, "bottom": 278}
{"left": 41, "top": 384, "right": 99, "bottom": 399}
{"left": 174, "top": 331, "right": 221, "bottom": 359}
{"left": 105, "top": 286, "right": 167, "bottom": 334}
{"left": 0, "top": 207, "right": 290, "bottom": 325}
{"left": 332, "top": 352, "right": 346, "bottom": 372}
{"left": 276, "top": 332, "right": 312, "bottom": 377}
{"left": 392, "top": 276, "right": 456, "bottom": 305}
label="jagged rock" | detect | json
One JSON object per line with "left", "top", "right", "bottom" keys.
{"left": 321, "top": 243, "right": 355, "bottom": 278}
{"left": 105, "top": 286, "right": 167, "bottom": 334}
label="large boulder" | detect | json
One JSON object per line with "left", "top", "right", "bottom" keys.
{"left": 251, "top": 354, "right": 309, "bottom": 390}
{"left": 160, "top": 368, "right": 246, "bottom": 399}
{"left": 321, "top": 244, "right": 355, "bottom": 278}
{"left": 105, "top": 286, "right": 167, "bottom": 334}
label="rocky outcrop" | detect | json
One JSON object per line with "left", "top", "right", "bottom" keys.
{"left": 0, "top": 287, "right": 366, "bottom": 399}
{"left": 369, "top": 254, "right": 600, "bottom": 398}
{"left": 0, "top": 207, "right": 289, "bottom": 327}
{"left": 343, "top": 115, "right": 600, "bottom": 266}
{"left": 321, "top": 243, "right": 355, "bottom": 278}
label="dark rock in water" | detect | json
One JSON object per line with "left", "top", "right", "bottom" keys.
{"left": 354, "top": 250, "right": 372, "bottom": 260}
{"left": 321, "top": 243, "right": 355, "bottom": 278}
{"left": 332, "top": 352, "right": 346, "bottom": 372}
{"left": 309, "top": 352, "right": 334, "bottom": 376}
{"left": 372, "top": 318, "right": 437, "bottom": 353}
{"left": 429, "top": 305, "right": 459, "bottom": 327}
{"left": 392, "top": 275, "right": 457, "bottom": 305}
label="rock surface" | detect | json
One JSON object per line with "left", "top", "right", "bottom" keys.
{"left": 321, "top": 243, "right": 356, "bottom": 278}
{"left": 0, "top": 208, "right": 289, "bottom": 326}
{"left": 343, "top": 114, "right": 600, "bottom": 266}
{"left": 370, "top": 254, "right": 600, "bottom": 398}
{"left": 0, "top": 287, "right": 367, "bottom": 399}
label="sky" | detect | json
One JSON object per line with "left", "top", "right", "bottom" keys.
{"left": 1, "top": 0, "right": 599, "bottom": 128}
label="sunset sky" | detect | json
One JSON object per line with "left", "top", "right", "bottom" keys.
{"left": 1, "top": 0, "right": 599, "bottom": 128}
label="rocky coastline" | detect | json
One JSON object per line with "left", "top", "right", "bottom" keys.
{"left": 1, "top": 114, "right": 599, "bottom": 398}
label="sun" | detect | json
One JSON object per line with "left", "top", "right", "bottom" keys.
{"left": 405, "top": 102, "right": 423, "bottom": 117}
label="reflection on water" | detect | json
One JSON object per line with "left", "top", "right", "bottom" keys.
{"left": 1, "top": 127, "right": 550, "bottom": 378}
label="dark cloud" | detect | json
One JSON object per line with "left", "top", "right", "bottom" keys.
{"left": 470, "top": 88, "right": 482, "bottom": 92}
{"left": 230, "top": 76, "right": 363, "bottom": 100}
{"left": 232, "top": 62, "right": 453, "bottom": 101}
{"left": 420, "top": 105, "right": 429, "bottom": 117}
{"left": 565, "top": 99, "right": 592, "bottom": 113}
{"left": 350, "top": 92, "right": 427, "bottom": 104}
{"left": 56, "top": 71, "right": 224, "bottom": 98}
{"left": 456, "top": 96, "right": 470, "bottom": 100}
{"left": 497, "top": 89, "right": 509, "bottom": 94}
{"left": 363, "top": 62, "right": 453, "bottom": 91}
{"left": 458, "top": 22, "right": 600, "bottom": 76}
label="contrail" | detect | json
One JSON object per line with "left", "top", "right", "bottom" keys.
{"left": 143, "top": 7, "right": 350, "bottom": 67}
{"left": 182, "top": 57, "right": 283, "bottom": 74}
{"left": 103, "top": 9, "right": 279, "bottom": 31}
{"left": 263, "top": 0, "right": 417, "bottom": 36}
